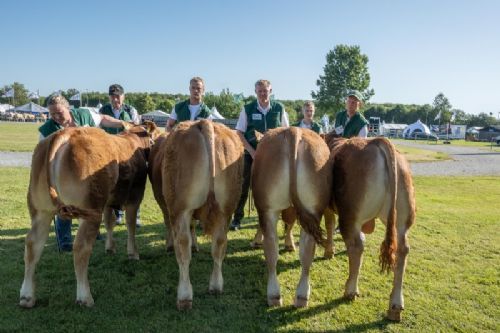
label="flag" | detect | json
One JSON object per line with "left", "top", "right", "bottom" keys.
{"left": 2, "top": 88, "right": 14, "bottom": 98}
{"left": 28, "top": 91, "right": 39, "bottom": 99}
{"left": 70, "top": 92, "right": 81, "bottom": 101}
{"left": 450, "top": 111, "right": 456, "bottom": 122}
{"left": 434, "top": 110, "right": 441, "bottom": 121}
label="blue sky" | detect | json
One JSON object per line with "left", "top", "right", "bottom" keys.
{"left": 1, "top": 0, "right": 499, "bottom": 115}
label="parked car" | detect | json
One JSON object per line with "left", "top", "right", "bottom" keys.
{"left": 494, "top": 135, "right": 500, "bottom": 145}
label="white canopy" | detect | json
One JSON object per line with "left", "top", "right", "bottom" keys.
{"left": 403, "top": 120, "right": 431, "bottom": 137}
{"left": 12, "top": 102, "right": 48, "bottom": 114}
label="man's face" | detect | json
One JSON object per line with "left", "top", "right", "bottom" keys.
{"left": 109, "top": 94, "right": 125, "bottom": 109}
{"left": 49, "top": 104, "right": 71, "bottom": 127}
{"left": 255, "top": 84, "right": 272, "bottom": 106}
{"left": 346, "top": 96, "right": 361, "bottom": 115}
{"left": 189, "top": 81, "right": 205, "bottom": 103}
{"left": 303, "top": 105, "right": 315, "bottom": 121}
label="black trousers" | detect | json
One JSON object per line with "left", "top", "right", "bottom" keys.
{"left": 233, "top": 153, "right": 253, "bottom": 222}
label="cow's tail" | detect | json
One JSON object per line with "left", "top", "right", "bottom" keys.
{"left": 46, "top": 130, "right": 100, "bottom": 221}
{"left": 377, "top": 138, "right": 398, "bottom": 273}
{"left": 288, "top": 128, "right": 325, "bottom": 247}
{"left": 199, "top": 120, "right": 219, "bottom": 225}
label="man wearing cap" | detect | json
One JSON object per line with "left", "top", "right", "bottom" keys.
{"left": 40, "top": 94, "right": 127, "bottom": 251}
{"left": 99, "top": 84, "right": 141, "bottom": 225}
{"left": 333, "top": 90, "right": 369, "bottom": 138}
{"left": 99, "top": 84, "right": 140, "bottom": 134}
{"left": 165, "top": 77, "right": 212, "bottom": 132}
{"left": 230, "top": 79, "right": 289, "bottom": 231}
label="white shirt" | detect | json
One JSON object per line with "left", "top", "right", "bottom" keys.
{"left": 169, "top": 104, "right": 213, "bottom": 121}
{"left": 298, "top": 119, "right": 323, "bottom": 134}
{"left": 235, "top": 102, "right": 289, "bottom": 132}
{"left": 112, "top": 106, "right": 140, "bottom": 124}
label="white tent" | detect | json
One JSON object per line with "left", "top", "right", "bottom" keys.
{"left": 403, "top": 120, "right": 431, "bottom": 138}
{"left": 0, "top": 104, "right": 14, "bottom": 113}
{"left": 13, "top": 102, "right": 48, "bottom": 115}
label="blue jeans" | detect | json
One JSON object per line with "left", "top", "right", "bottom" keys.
{"left": 54, "top": 216, "right": 72, "bottom": 251}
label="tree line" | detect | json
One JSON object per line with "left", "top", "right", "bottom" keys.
{"left": 2, "top": 44, "right": 498, "bottom": 127}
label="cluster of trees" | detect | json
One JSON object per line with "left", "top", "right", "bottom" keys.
{"left": 2, "top": 44, "right": 499, "bottom": 127}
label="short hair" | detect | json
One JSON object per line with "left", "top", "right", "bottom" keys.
{"left": 255, "top": 79, "right": 271, "bottom": 88}
{"left": 47, "top": 94, "right": 70, "bottom": 109}
{"left": 190, "top": 77, "right": 205, "bottom": 86}
{"left": 302, "top": 101, "right": 315, "bottom": 111}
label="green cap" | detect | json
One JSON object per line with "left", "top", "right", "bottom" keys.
{"left": 347, "top": 90, "right": 364, "bottom": 102}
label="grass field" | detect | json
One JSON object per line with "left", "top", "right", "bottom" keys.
{"left": 0, "top": 122, "right": 40, "bottom": 152}
{"left": 1, "top": 167, "right": 498, "bottom": 332}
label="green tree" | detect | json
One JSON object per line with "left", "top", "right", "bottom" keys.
{"left": 312, "top": 44, "right": 374, "bottom": 115}
{"left": 134, "top": 93, "right": 156, "bottom": 114}
{"left": 0, "top": 82, "right": 30, "bottom": 106}
{"left": 432, "top": 92, "right": 452, "bottom": 123}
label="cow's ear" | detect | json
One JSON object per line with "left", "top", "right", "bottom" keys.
{"left": 121, "top": 121, "right": 134, "bottom": 131}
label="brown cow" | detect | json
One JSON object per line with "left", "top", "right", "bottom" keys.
{"left": 329, "top": 136, "right": 416, "bottom": 321}
{"left": 158, "top": 119, "right": 244, "bottom": 310}
{"left": 252, "top": 127, "right": 333, "bottom": 308}
{"left": 148, "top": 133, "right": 199, "bottom": 252}
{"left": 19, "top": 122, "right": 160, "bottom": 308}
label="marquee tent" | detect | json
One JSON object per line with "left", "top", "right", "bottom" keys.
{"left": 402, "top": 120, "right": 431, "bottom": 138}
{"left": 12, "top": 102, "right": 48, "bottom": 115}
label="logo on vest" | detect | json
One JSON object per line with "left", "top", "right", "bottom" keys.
{"left": 252, "top": 113, "right": 263, "bottom": 121}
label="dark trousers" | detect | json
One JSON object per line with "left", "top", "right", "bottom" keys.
{"left": 233, "top": 153, "right": 253, "bottom": 222}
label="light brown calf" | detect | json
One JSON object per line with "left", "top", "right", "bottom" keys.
{"left": 19, "top": 123, "right": 160, "bottom": 308}
{"left": 252, "top": 127, "right": 333, "bottom": 308}
{"left": 159, "top": 120, "right": 244, "bottom": 310}
{"left": 329, "top": 137, "right": 416, "bottom": 321}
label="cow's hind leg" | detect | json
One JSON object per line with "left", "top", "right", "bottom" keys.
{"left": 103, "top": 206, "right": 116, "bottom": 254}
{"left": 294, "top": 227, "right": 316, "bottom": 308}
{"left": 387, "top": 230, "right": 410, "bottom": 321}
{"left": 125, "top": 204, "right": 140, "bottom": 260}
{"left": 208, "top": 216, "right": 228, "bottom": 294}
{"left": 20, "top": 210, "right": 53, "bottom": 308}
{"left": 74, "top": 218, "right": 100, "bottom": 307}
{"left": 323, "top": 208, "right": 336, "bottom": 259}
{"left": 342, "top": 221, "right": 365, "bottom": 300}
{"left": 173, "top": 211, "right": 193, "bottom": 310}
{"left": 261, "top": 210, "right": 281, "bottom": 306}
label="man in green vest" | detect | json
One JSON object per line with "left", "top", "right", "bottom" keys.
{"left": 294, "top": 101, "right": 323, "bottom": 134}
{"left": 165, "top": 77, "right": 212, "bottom": 131}
{"left": 333, "top": 90, "right": 369, "bottom": 138}
{"left": 99, "top": 84, "right": 141, "bottom": 225}
{"left": 230, "top": 79, "right": 289, "bottom": 231}
{"left": 99, "top": 84, "right": 140, "bottom": 134}
{"left": 39, "top": 94, "right": 126, "bottom": 252}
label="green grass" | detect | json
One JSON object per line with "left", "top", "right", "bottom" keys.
{"left": 0, "top": 121, "right": 40, "bottom": 152}
{"left": 1, "top": 167, "right": 499, "bottom": 332}
{"left": 393, "top": 145, "right": 451, "bottom": 162}
{"left": 392, "top": 138, "right": 500, "bottom": 152}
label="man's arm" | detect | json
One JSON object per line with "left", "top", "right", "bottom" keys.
{"left": 358, "top": 125, "right": 368, "bottom": 138}
{"left": 234, "top": 107, "right": 256, "bottom": 158}
{"left": 166, "top": 105, "right": 177, "bottom": 132}
{"left": 100, "top": 114, "right": 126, "bottom": 128}
{"left": 129, "top": 106, "right": 140, "bottom": 124}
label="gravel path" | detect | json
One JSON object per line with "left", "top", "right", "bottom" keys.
{"left": 1, "top": 141, "right": 499, "bottom": 176}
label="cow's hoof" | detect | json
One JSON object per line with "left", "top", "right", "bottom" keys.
{"left": 208, "top": 288, "right": 223, "bottom": 295}
{"left": 250, "top": 242, "right": 263, "bottom": 249}
{"left": 19, "top": 296, "right": 35, "bottom": 308}
{"left": 294, "top": 296, "right": 308, "bottom": 308}
{"left": 343, "top": 291, "right": 359, "bottom": 301}
{"left": 177, "top": 299, "right": 193, "bottom": 310}
{"left": 323, "top": 250, "right": 334, "bottom": 259}
{"left": 267, "top": 296, "right": 282, "bottom": 307}
{"left": 128, "top": 253, "right": 140, "bottom": 260}
{"left": 387, "top": 305, "right": 403, "bottom": 322}
{"left": 76, "top": 298, "right": 94, "bottom": 307}
{"left": 284, "top": 245, "right": 296, "bottom": 252}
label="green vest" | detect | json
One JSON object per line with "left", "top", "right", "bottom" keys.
{"left": 99, "top": 103, "right": 132, "bottom": 134}
{"left": 334, "top": 110, "right": 369, "bottom": 138}
{"left": 293, "top": 120, "right": 322, "bottom": 134}
{"left": 174, "top": 100, "right": 211, "bottom": 122}
{"left": 243, "top": 100, "right": 284, "bottom": 149}
{"left": 39, "top": 108, "right": 96, "bottom": 138}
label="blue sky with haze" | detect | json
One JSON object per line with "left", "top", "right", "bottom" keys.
{"left": 1, "top": 0, "right": 499, "bottom": 115}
